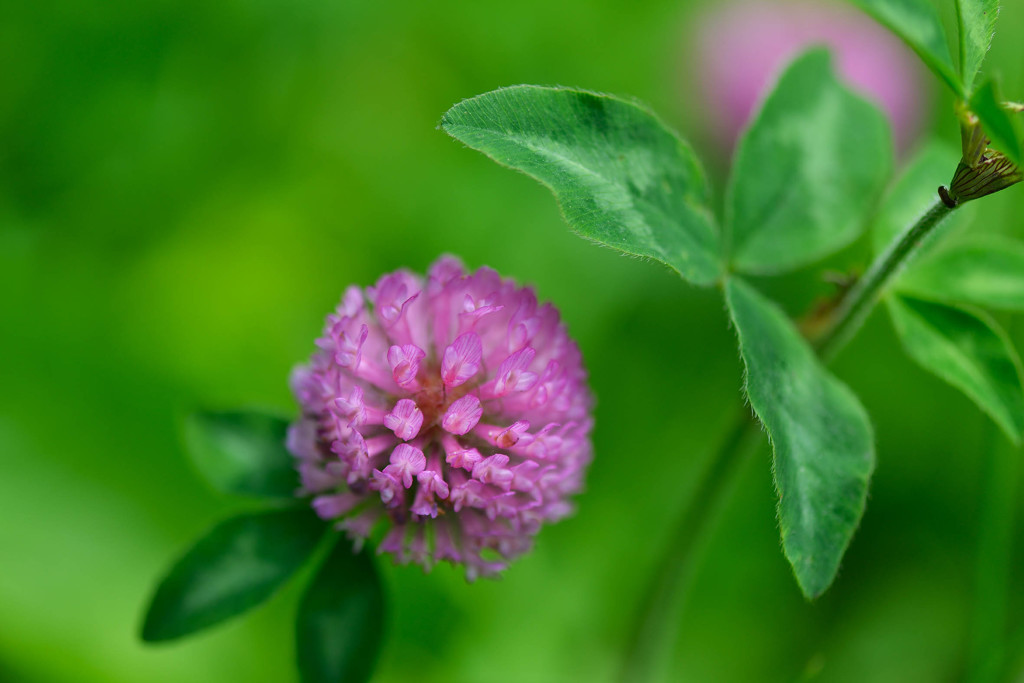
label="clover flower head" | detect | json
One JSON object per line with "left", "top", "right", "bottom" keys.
{"left": 288, "top": 256, "right": 594, "bottom": 579}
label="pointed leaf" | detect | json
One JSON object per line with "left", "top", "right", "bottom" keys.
{"left": 849, "top": 0, "right": 963, "bottom": 96}
{"left": 872, "top": 141, "right": 962, "bottom": 253}
{"left": 887, "top": 296, "right": 1024, "bottom": 441}
{"left": 898, "top": 235, "right": 1024, "bottom": 311}
{"left": 726, "top": 278, "right": 875, "bottom": 598}
{"left": 141, "top": 507, "right": 325, "bottom": 642}
{"left": 441, "top": 85, "right": 721, "bottom": 285}
{"left": 296, "top": 539, "right": 384, "bottom": 683}
{"left": 726, "top": 49, "right": 892, "bottom": 274}
{"left": 956, "top": 0, "right": 1000, "bottom": 94}
{"left": 184, "top": 410, "right": 299, "bottom": 498}
{"left": 971, "top": 79, "right": 1023, "bottom": 165}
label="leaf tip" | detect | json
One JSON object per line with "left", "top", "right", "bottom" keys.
{"left": 139, "top": 606, "right": 170, "bottom": 644}
{"left": 792, "top": 561, "right": 836, "bottom": 601}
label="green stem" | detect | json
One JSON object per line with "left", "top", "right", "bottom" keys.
{"left": 618, "top": 407, "right": 762, "bottom": 683}
{"left": 621, "top": 197, "right": 958, "bottom": 682}
{"left": 814, "top": 199, "right": 955, "bottom": 360}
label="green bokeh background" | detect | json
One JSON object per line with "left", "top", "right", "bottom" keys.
{"left": 4, "top": 0, "right": 1024, "bottom": 680}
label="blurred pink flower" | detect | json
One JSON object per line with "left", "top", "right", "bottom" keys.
{"left": 288, "top": 256, "right": 594, "bottom": 579}
{"left": 691, "top": 0, "right": 926, "bottom": 151}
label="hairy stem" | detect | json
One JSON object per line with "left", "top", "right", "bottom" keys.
{"left": 621, "top": 196, "right": 958, "bottom": 681}
{"left": 814, "top": 199, "right": 955, "bottom": 360}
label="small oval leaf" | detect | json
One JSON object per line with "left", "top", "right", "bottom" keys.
{"left": 141, "top": 507, "right": 325, "bottom": 642}
{"left": 296, "top": 539, "right": 385, "bottom": 683}
{"left": 887, "top": 295, "right": 1024, "bottom": 442}
{"left": 726, "top": 278, "right": 875, "bottom": 598}
{"left": 726, "top": 49, "right": 892, "bottom": 274}
{"left": 184, "top": 410, "right": 299, "bottom": 498}
{"left": 898, "top": 235, "right": 1024, "bottom": 311}
{"left": 441, "top": 85, "right": 721, "bottom": 286}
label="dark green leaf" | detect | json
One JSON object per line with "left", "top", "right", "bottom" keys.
{"left": 956, "top": 0, "right": 1000, "bottom": 94}
{"left": 898, "top": 235, "right": 1024, "bottom": 311}
{"left": 441, "top": 85, "right": 721, "bottom": 285}
{"left": 726, "top": 49, "right": 892, "bottom": 274}
{"left": 185, "top": 410, "right": 299, "bottom": 498}
{"left": 872, "top": 141, "right": 964, "bottom": 254}
{"left": 971, "top": 79, "right": 1022, "bottom": 165}
{"left": 726, "top": 278, "right": 875, "bottom": 598}
{"left": 142, "top": 507, "right": 325, "bottom": 642}
{"left": 887, "top": 296, "right": 1024, "bottom": 442}
{"left": 297, "top": 539, "right": 385, "bottom": 683}
{"left": 849, "top": 0, "right": 963, "bottom": 96}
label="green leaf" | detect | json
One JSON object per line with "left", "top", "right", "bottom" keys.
{"left": 898, "top": 235, "right": 1024, "bottom": 311}
{"left": 441, "top": 85, "right": 721, "bottom": 286}
{"left": 887, "top": 296, "right": 1024, "bottom": 442}
{"left": 184, "top": 411, "right": 299, "bottom": 498}
{"left": 141, "top": 507, "right": 325, "bottom": 642}
{"left": 726, "top": 49, "right": 892, "bottom": 274}
{"left": 726, "top": 278, "right": 875, "bottom": 598}
{"left": 297, "top": 539, "right": 385, "bottom": 683}
{"left": 971, "top": 79, "right": 1022, "bottom": 165}
{"left": 872, "top": 141, "right": 963, "bottom": 254}
{"left": 956, "top": 0, "right": 1000, "bottom": 94}
{"left": 849, "top": 0, "right": 963, "bottom": 96}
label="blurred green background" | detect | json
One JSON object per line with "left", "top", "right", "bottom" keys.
{"left": 4, "top": 0, "right": 1024, "bottom": 680}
